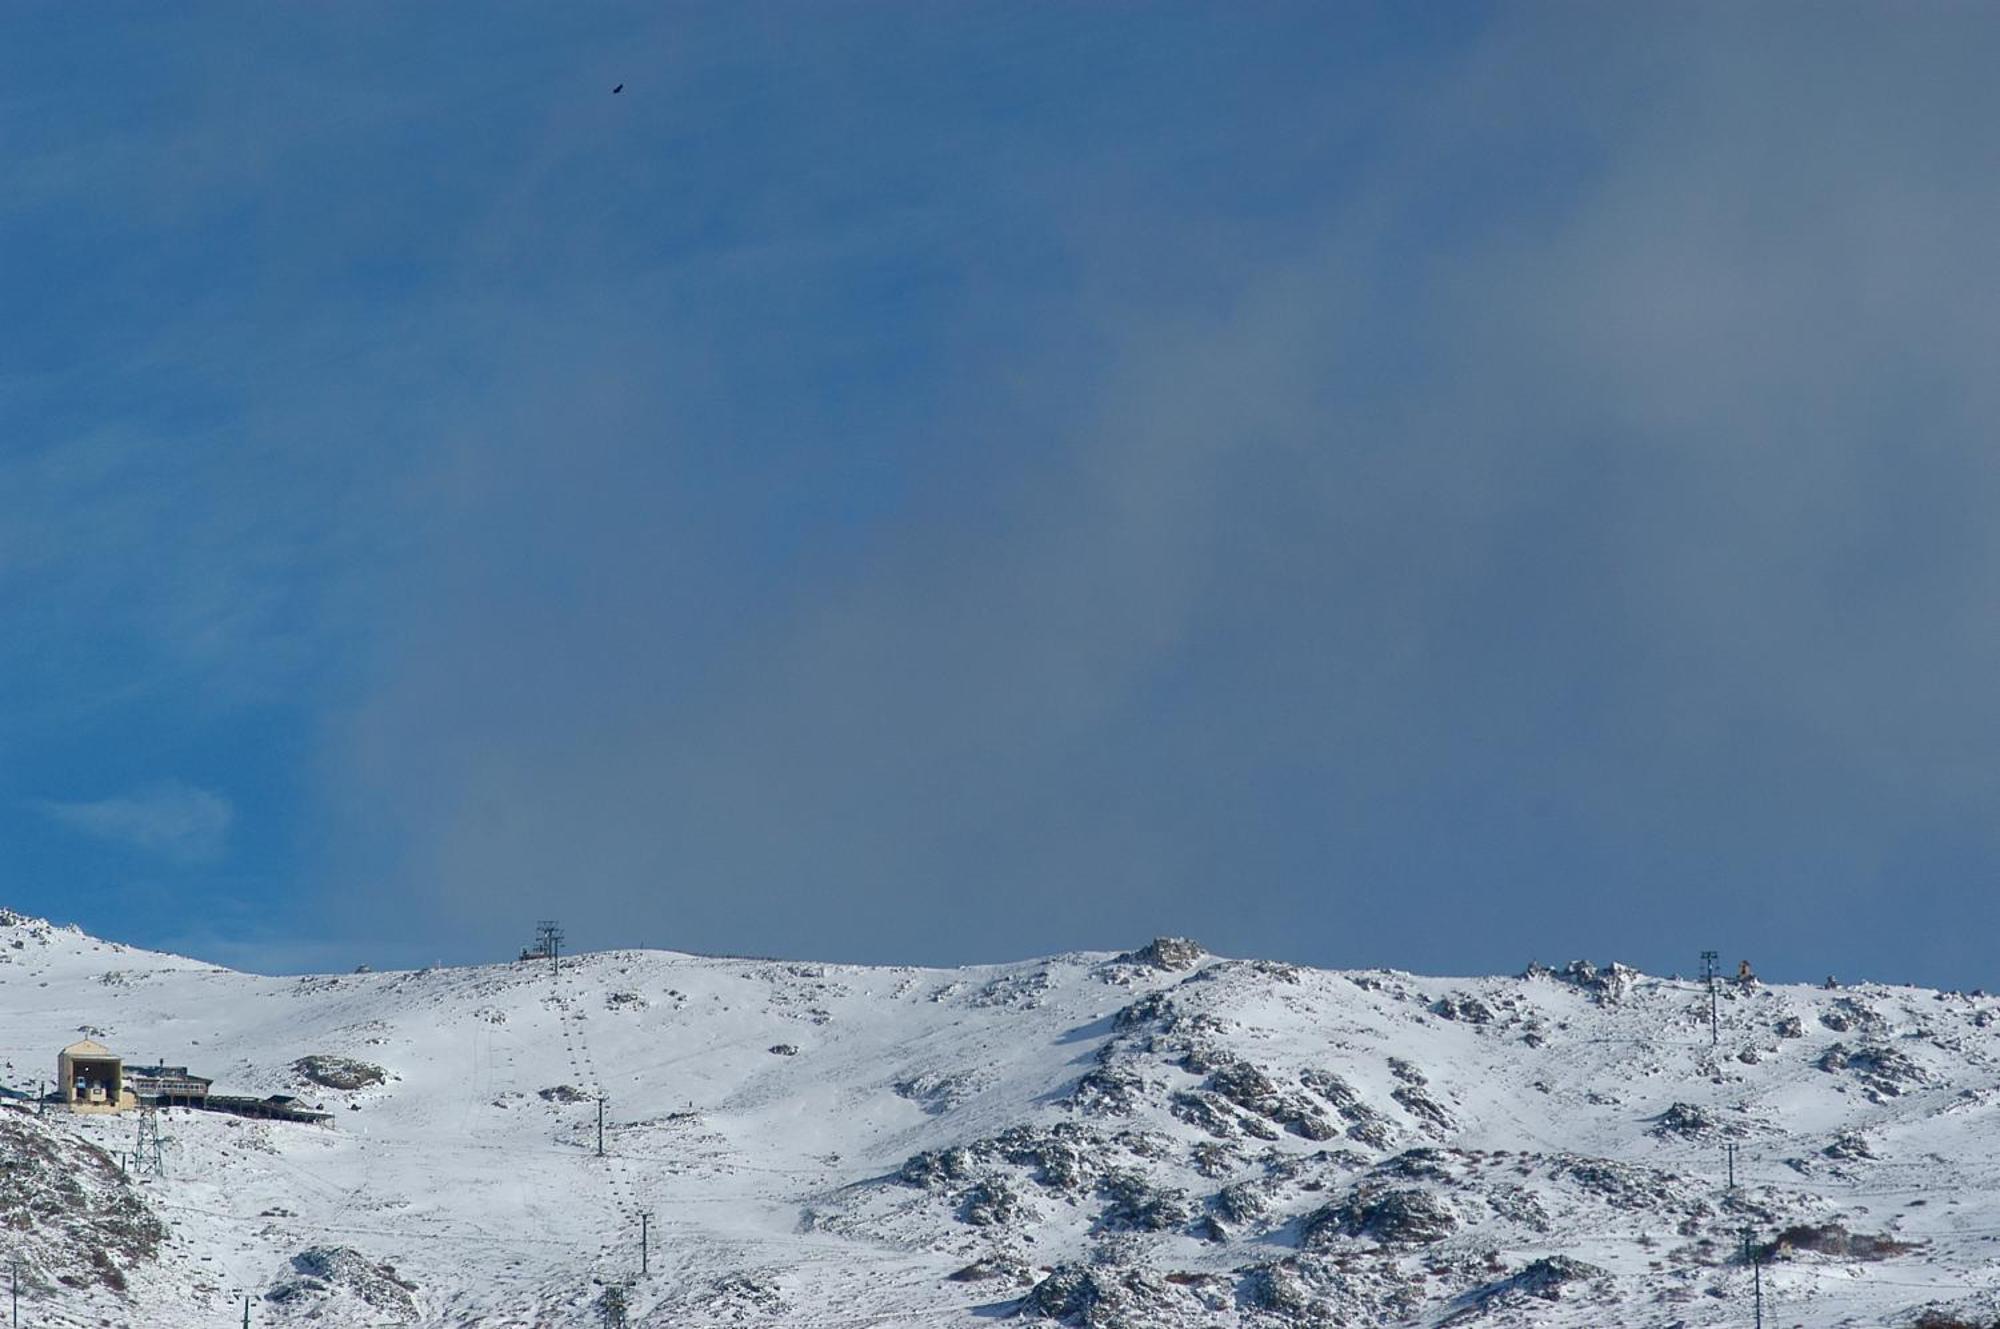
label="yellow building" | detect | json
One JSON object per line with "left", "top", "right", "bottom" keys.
{"left": 58, "top": 1039, "right": 137, "bottom": 1113}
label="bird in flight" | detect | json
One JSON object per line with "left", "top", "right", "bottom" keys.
{"left": 612, "top": 84, "right": 624, "bottom": 94}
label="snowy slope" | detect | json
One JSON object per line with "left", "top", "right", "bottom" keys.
{"left": 2, "top": 910, "right": 1998, "bottom": 1327}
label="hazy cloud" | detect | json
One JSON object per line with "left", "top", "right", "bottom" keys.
{"left": 320, "top": 4, "right": 2000, "bottom": 981}
{"left": 35, "top": 783, "right": 235, "bottom": 863}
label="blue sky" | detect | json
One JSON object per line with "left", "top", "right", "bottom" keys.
{"left": 6, "top": 5, "right": 2000, "bottom": 984}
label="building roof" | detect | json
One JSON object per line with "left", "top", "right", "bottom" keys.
{"left": 127, "top": 1064, "right": 212, "bottom": 1084}
{"left": 60, "top": 1039, "right": 116, "bottom": 1058}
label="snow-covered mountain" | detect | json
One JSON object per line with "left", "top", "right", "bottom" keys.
{"left": 2, "top": 909, "right": 1996, "bottom": 1328}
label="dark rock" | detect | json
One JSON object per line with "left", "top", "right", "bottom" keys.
{"left": 946, "top": 1255, "right": 1030, "bottom": 1284}
{"left": 1112, "top": 1129, "right": 1175, "bottom": 1161}
{"left": 265, "top": 1246, "right": 417, "bottom": 1318}
{"left": 1465, "top": 1254, "right": 1608, "bottom": 1307}
{"left": 1286, "top": 1112, "right": 1339, "bottom": 1141}
{"left": 1529, "top": 959, "right": 1641, "bottom": 1004}
{"left": 1170, "top": 1090, "right": 1241, "bottom": 1140}
{"left": 1209, "top": 1060, "right": 1282, "bottom": 1109}
{"left": 893, "top": 1069, "right": 982, "bottom": 1115}
{"left": 1431, "top": 993, "right": 1495, "bottom": 1024}
{"left": 1818, "top": 997, "right": 1886, "bottom": 1034}
{"left": 1303, "top": 1185, "right": 1457, "bottom": 1247}
{"left": 1020, "top": 1265, "right": 1105, "bottom": 1322}
{"left": 1017, "top": 1263, "right": 1193, "bottom": 1326}
{"left": 1300, "top": 1068, "right": 1360, "bottom": 1107}
{"left": 1298, "top": 1070, "right": 1396, "bottom": 1147}
{"left": 1817, "top": 1042, "right": 1929, "bottom": 1096}
{"left": 1189, "top": 1142, "right": 1240, "bottom": 1178}
{"left": 1392, "top": 1084, "right": 1454, "bottom": 1135}
{"left": 1239, "top": 1113, "right": 1282, "bottom": 1141}
{"left": 1116, "top": 938, "right": 1205, "bottom": 972}
{"left": 1070, "top": 1065, "right": 1147, "bottom": 1118}
{"left": 1344, "top": 1112, "right": 1395, "bottom": 1150}
{"left": 1651, "top": 1102, "right": 1714, "bottom": 1137}
{"left": 1237, "top": 1262, "right": 1312, "bottom": 1315}
{"left": 1178, "top": 1045, "right": 1237, "bottom": 1076}
{"left": 959, "top": 1177, "right": 1025, "bottom": 1227}
{"left": 293, "top": 1056, "right": 386, "bottom": 1092}
{"left": 1487, "top": 1184, "right": 1554, "bottom": 1233}
{"left": 1192, "top": 957, "right": 1303, "bottom": 985}
{"left": 1097, "top": 1170, "right": 1193, "bottom": 1232}
{"left": 1379, "top": 1148, "right": 1456, "bottom": 1182}
{"left": 1111, "top": 992, "right": 1175, "bottom": 1031}
{"left": 1214, "top": 1181, "right": 1269, "bottom": 1226}
{"left": 1387, "top": 1057, "right": 1427, "bottom": 1085}
{"left": 1517, "top": 1254, "right": 1605, "bottom": 1297}
{"left": 1553, "top": 1156, "right": 1695, "bottom": 1212}
{"left": 991, "top": 1124, "right": 1103, "bottom": 1192}
{"left": 898, "top": 1146, "right": 977, "bottom": 1190}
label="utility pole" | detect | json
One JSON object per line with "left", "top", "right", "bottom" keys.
{"left": 1741, "top": 1226, "right": 1763, "bottom": 1329}
{"left": 1725, "top": 1141, "right": 1738, "bottom": 1192}
{"left": 241, "top": 1291, "right": 251, "bottom": 1329}
{"left": 597, "top": 1096, "right": 606, "bottom": 1157}
{"left": 640, "top": 1211, "right": 650, "bottom": 1276}
{"left": 1701, "top": 950, "right": 1720, "bottom": 1046}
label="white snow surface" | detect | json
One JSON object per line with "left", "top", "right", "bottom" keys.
{"left": 1, "top": 910, "right": 1997, "bottom": 1327}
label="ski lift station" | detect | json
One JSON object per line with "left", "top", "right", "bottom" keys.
{"left": 58, "top": 1038, "right": 135, "bottom": 1113}
{"left": 53, "top": 1040, "right": 224, "bottom": 1114}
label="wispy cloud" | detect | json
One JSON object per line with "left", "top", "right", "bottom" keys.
{"left": 34, "top": 782, "right": 234, "bottom": 863}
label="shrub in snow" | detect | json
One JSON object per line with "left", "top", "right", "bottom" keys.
{"left": 1761, "top": 1222, "right": 1921, "bottom": 1263}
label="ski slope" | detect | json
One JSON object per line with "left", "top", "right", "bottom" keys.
{"left": 2, "top": 910, "right": 1997, "bottom": 1327}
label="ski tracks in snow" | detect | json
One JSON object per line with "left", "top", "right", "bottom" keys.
{"left": 551, "top": 967, "right": 653, "bottom": 1292}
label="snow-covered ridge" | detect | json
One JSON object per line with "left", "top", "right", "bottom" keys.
{"left": 2, "top": 911, "right": 1997, "bottom": 1327}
